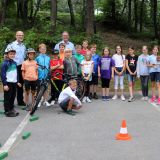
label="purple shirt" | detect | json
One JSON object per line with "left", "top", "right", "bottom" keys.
{"left": 98, "top": 56, "right": 115, "bottom": 79}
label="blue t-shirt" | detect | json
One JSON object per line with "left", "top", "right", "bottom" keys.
{"left": 92, "top": 53, "right": 100, "bottom": 75}
{"left": 148, "top": 54, "right": 160, "bottom": 73}
{"left": 35, "top": 54, "right": 50, "bottom": 80}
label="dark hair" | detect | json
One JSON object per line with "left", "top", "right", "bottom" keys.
{"left": 128, "top": 46, "right": 134, "bottom": 50}
{"left": 115, "top": 45, "right": 123, "bottom": 54}
{"left": 152, "top": 45, "right": 159, "bottom": 50}
{"left": 59, "top": 43, "right": 65, "bottom": 48}
{"left": 102, "top": 47, "right": 111, "bottom": 56}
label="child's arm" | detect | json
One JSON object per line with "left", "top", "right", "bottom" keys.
{"left": 136, "top": 57, "right": 140, "bottom": 78}
{"left": 98, "top": 66, "right": 101, "bottom": 77}
{"left": 1, "top": 63, "right": 9, "bottom": 91}
{"left": 111, "top": 67, "right": 115, "bottom": 79}
{"left": 81, "top": 64, "right": 85, "bottom": 77}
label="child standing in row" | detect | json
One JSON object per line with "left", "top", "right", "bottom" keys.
{"left": 36, "top": 43, "right": 51, "bottom": 107}
{"left": 126, "top": 46, "right": 138, "bottom": 102}
{"left": 90, "top": 44, "right": 100, "bottom": 99}
{"left": 59, "top": 43, "right": 65, "bottom": 61}
{"left": 112, "top": 45, "right": 126, "bottom": 101}
{"left": 81, "top": 40, "right": 89, "bottom": 56}
{"left": 98, "top": 47, "right": 115, "bottom": 101}
{"left": 81, "top": 51, "right": 94, "bottom": 103}
{"left": 21, "top": 48, "right": 38, "bottom": 111}
{"left": 1, "top": 48, "right": 21, "bottom": 117}
{"left": 148, "top": 46, "right": 160, "bottom": 104}
{"left": 137, "top": 46, "right": 150, "bottom": 101}
{"left": 48, "top": 50, "right": 64, "bottom": 105}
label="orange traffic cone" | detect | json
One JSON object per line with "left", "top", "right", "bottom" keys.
{"left": 115, "top": 120, "right": 132, "bottom": 140}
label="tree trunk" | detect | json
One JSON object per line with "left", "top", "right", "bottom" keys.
{"left": 0, "top": 0, "right": 7, "bottom": 25}
{"left": 51, "top": 0, "right": 57, "bottom": 32}
{"left": 23, "top": 0, "right": 28, "bottom": 25}
{"left": 128, "top": 0, "right": 132, "bottom": 32}
{"left": 139, "top": 0, "right": 144, "bottom": 32}
{"left": 86, "top": 0, "right": 94, "bottom": 35}
{"left": 152, "top": 0, "right": 158, "bottom": 38}
{"left": 121, "top": 0, "right": 127, "bottom": 15}
{"left": 33, "top": 0, "right": 42, "bottom": 23}
{"left": 68, "top": 0, "right": 75, "bottom": 27}
{"left": 29, "top": 0, "right": 34, "bottom": 18}
{"left": 82, "top": 0, "right": 87, "bottom": 31}
{"left": 134, "top": 0, "right": 138, "bottom": 32}
{"left": 111, "top": 0, "right": 116, "bottom": 20}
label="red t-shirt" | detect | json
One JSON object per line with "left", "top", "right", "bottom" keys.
{"left": 50, "top": 58, "right": 63, "bottom": 80}
{"left": 80, "top": 49, "right": 89, "bottom": 56}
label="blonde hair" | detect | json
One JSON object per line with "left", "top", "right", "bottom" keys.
{"left": 75, "top": 45, "right": 82, "bottom": 50}
{"left": 64, "top": 48, "right": 72, "bottom": 52}
{"left": 39, "top": 43, "right": 46, "bottom": 49}
{"left": 69, "top": 79, "right": 77, "bottom": 85}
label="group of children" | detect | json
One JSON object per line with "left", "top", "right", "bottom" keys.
{"left": 1, "top": 39, "right": 160, "bottom": 116}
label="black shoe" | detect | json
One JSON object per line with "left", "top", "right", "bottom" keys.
{"left": 93, "top": 93, "right": 98, "bottom": 99}
{"left": 89, "top": 93, "right": 93, "bottom": 99}
{"left": 11, "top": 109, "right": 19, "bottom": 115}
{"left": 5, "top": 111, "right": 18, "bottom": 117}
{"left": 66, "top": 109, "right": 75, "bottom": 116}
{"left": 18, "top": 102, "right": 26, "bottom": 106}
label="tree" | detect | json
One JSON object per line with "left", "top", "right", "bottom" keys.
{"left": 68, "top": 0, "right": 75, "bottom": 27}
{"left": 139, "top": 0, "right": 145, "bottom": 32}
{"left": 0, "top": 0, "right": 7, "bottom": 25}
{"left": 134, "top": 0, "right": 138, "bottom": 32}
{"left": 152, "top": 0, "right": 158, "bottom": 38}
{"left": 85, "top": 0, "right": 94, "bottom": 35}
{"left": 128, "top": 0, "right": 132, "bottom": 32}
{"left": 51, "top": 0, "right": 57, "bottom": 32}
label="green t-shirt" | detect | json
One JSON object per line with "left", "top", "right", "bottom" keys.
{"left": 74, "top": 53, "right": 84, "bottom": 75}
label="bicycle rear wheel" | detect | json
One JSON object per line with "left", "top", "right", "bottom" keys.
{"left": 30, "top": 85, "right": 46, "bottom": 115}
{"left": 76, "top": 78, "right": 86, "bottom": 101}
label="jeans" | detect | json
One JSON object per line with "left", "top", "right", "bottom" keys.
{"left": 114, "top": 75, "right": 124, "bottom": 89}
{"left": 140, "top": 75, "right": 149, "bottom": 97}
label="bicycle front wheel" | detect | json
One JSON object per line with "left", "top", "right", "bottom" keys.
{"left": 30, "top": 85, "right": 46, "bottom": 115}
{"left": 76, "top": 78, "right": 86, "bottom": 101}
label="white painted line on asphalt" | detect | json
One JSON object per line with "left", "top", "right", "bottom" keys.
{"left": 148, "top": 101, "right": 160, "bottom": 112}
{"left": 0, "top": 112, "right": 30, "bottom": 154}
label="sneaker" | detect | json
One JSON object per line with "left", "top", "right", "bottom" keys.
{"left": 86, "top": 97, "right": 92, "bottom": 103}
{"left": 25, "top": 104, "right": 31, "bottom": 111}
{"left": 38, "top": 97, "right": 44, "bottom": 108}
{"left": 105, "top": 96, "right": 110, "bottom": 101}
{"left": 93, "top": 93, "right": 98, "bottom": 99}
{"left": 50, "top": 100, "right": 55, "bottom": 106}
{"left": 5, "top": 111, "right": 18, "bottom": 117}
{"left": 66, "top": 109, "right": 75, "bottom": 116}
{"left": 112, "top": 95, "right": 118, "bottom": 100}
{"left": 128, "top": 97, "right": 135, "bottom": 102}
{"left": 150, "top": 96, "right": 156, "bottom": 103}
{"left": 144, "top": 97, "right": 148, "bottom": 101}
{"left": 18, "top": 102, "right": 26, "bottom": 106}
{"left": 157, "top": 98, "right": 160, "bottom": 105}
{"left": 44, "top": 101, "right": 51, "bottom": 107}
{"left": 102, "top": 96, "right": 106, "bottom": 101}
{"left": 82, "top": 96, "right": 87, "bottom": 103}
{"left": 121, "top": 95, "right": 125, "bottom": 101}
{"left": 141, "top": 97, "right": 145, "bottom": 100}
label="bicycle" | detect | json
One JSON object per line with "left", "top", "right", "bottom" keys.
{"left": 51, "top": 72, "right": 86, "bottom": 101}
{"left": 30, "top": 65, "right": 86, "bottom": 115}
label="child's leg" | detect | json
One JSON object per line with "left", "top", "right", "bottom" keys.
{"left": 140, "top": 76, "right": 145, "bottom": 97}
{"left": 102, "top": 88, "right": 105, "bottom": 96}
{"left": 10, "top": 83, "right": 17, "bottom": 111}
{"left": 106, "top": 79, "right": 110, "bottom": 96}
{"left": 120, "top": 75, "right": 124, "bottom": 95}
{"left": 151, "top": 81, "right": 156, "bottom": 97}
{"left": 67, "top": 97, "right": 74, "bottom": 110}
{"left": 114, "top": 75, "right": 118, "bottom": 95}
{"left": 157, "top": 82, "right": 160, "bottom": 98}
{"left": 24, "top": 90, "right": 30, "bottom": 105}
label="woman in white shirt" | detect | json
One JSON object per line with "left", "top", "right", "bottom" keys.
{"left": 112, "top": 45, "right": 126, "bottom": 101}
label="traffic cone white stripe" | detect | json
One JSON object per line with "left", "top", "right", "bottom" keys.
{"left": 120, "top": 127, "right": 128, "bottom": 134}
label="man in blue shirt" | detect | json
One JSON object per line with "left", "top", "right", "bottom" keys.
{"left": 5, "top": 31, "right": 26, "bottom": 106}
{"left": 54, "top": 31, "right": 76, "bottom": 55}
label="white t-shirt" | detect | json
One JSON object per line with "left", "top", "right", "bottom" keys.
{"left": 58, "top": 86, "right": 82, "bottom": 106}
{"left": 81, "top": 60, "right": 94, "bottom": 74}
{"left": 112, "top": 54, "right": 125, "bottom": 68}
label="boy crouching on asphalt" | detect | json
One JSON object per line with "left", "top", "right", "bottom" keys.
{"left": 58, "top": 79, "right": 82, "bottom": 115}
{"left": 21, "top": 48, "right": 38, "bottom": 111}
{"left": 1, "top": 48, "right": 21, "bottom": 117}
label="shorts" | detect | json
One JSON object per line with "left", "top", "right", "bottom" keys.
{"left": 90, "top": 74, "right": 98, "bottom": 85}
{"left": 59, "top": 97, "right": 79, "bottom": 112}
{"left": 127, "top": 74, "right": 136, "bottom": 82}
{"left": 24, "top": 80, "right": 37, "bottom": 92}
{"left": 150, "top": 72, "right": 160, "bottom": 82}
{"left": 101, "top": 78, "right": 110, "bottom": 88}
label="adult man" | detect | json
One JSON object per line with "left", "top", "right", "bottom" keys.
{"left": 54, "top": 31, "right": 76, "bottom": 55}
{"left": 5, "top": 31, "right": 26, "bottom": 106}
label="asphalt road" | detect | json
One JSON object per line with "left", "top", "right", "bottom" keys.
{"left": 1, "top": 94, "right": 160, "bottom": 160}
